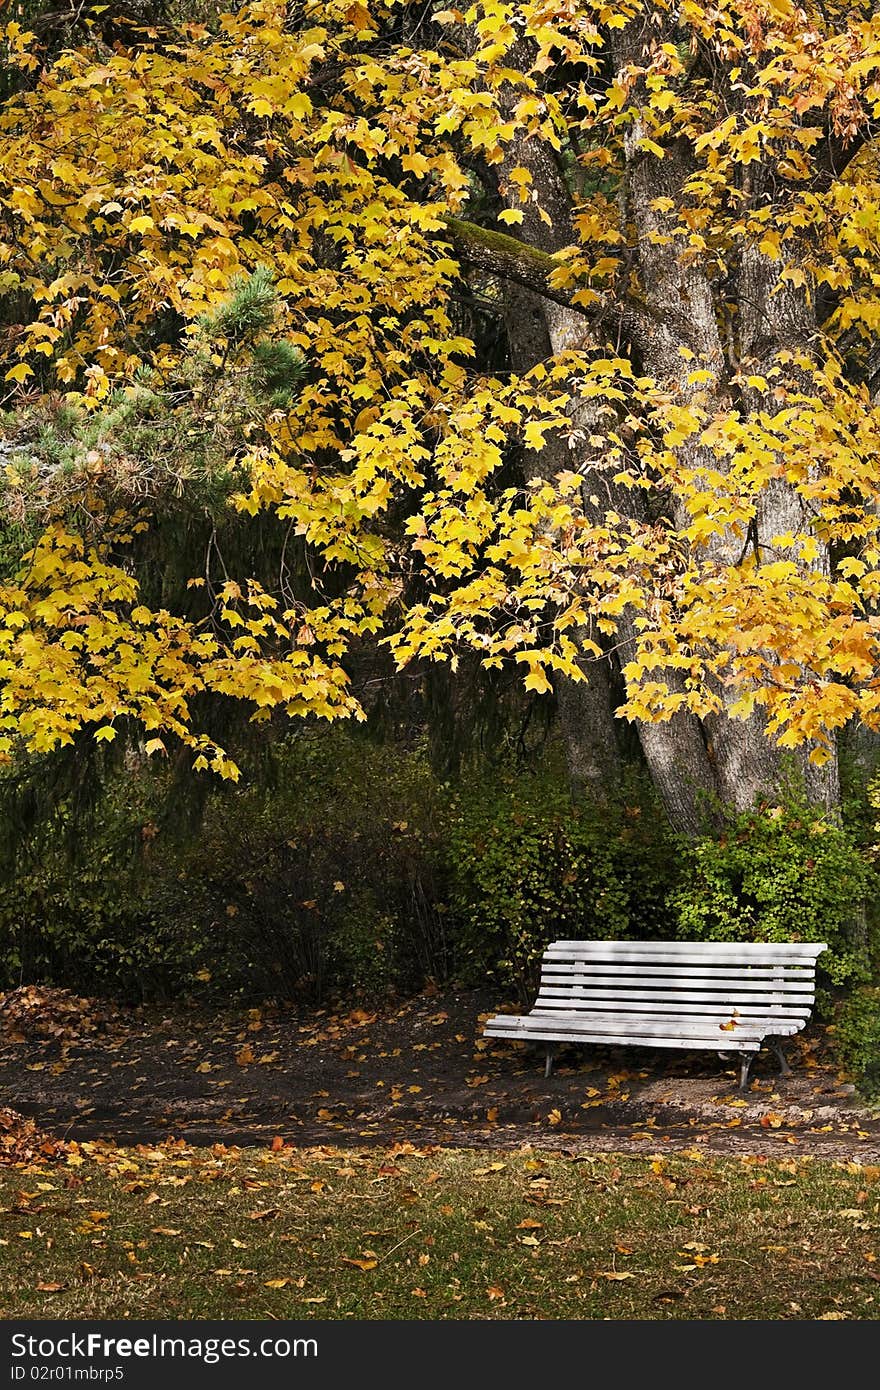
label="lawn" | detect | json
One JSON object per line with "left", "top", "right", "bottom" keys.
{"left": 1, "top": 1140, "right": 878, "bottom": 1320}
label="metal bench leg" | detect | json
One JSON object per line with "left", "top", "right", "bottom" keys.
{"left": 544, "top": 1045, "right": 555, "bottom": 1079}
{"left": 739, "top": 1055, "right": 754, "bottom": 1091}
{"left": 770, "top": 1040, "right": 791, "bottom": 1077}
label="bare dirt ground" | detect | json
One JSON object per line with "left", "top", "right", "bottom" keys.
{"left": 2, "top": 985, "right": 879, "bottom": 1159}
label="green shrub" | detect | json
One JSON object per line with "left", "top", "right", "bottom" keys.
{"left": 834, "top": 987, "right": 880, "bottom": 1099}
{"left": 444, "top": 771, "right": 682, "bottom": 1000}
{"left": 7, "top": 731, "right": 876, "bottom": 1021}
{"left": 0, "top": 760, "right": 216, "bottom": 1000}
{"left": 0, "top": 729, "right": 451, "bottom": 1006}
{"left": 182, "top": 731, "right": 450, "bottom": 1003}
{"left": 0, "top": 862, "right": 213, "bottom": 1001}
{"left": 671, "top": 792, "right": 874, "bottom": 992}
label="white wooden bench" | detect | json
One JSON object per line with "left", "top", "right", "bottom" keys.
{"left": 483, "top": 940, "right": 827, "bottom": 1089}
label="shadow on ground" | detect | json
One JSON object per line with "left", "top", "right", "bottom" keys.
{"left": 2, "top": 987, "right": 879, "bottom": 1159}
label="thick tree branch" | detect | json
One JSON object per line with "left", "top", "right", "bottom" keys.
{"left": 442, "top": 215, "right": 650, "bottom": 344}
{"left": 443, "top": 216, "right": 578, "bottom": 308}
{"left": 815, "top": 125, "right": 872, "bottom": 184}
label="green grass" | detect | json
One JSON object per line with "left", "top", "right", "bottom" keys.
{"left": 1, "top": 1141, "right": 879, "bottom": 1319}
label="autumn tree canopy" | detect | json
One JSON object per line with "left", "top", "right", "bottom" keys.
{"left": 3, "top": 0, "right": 880, "bottom": 832}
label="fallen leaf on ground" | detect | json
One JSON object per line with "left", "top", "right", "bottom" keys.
{"left": 760, "top": 1113, "right": 785, "bottom": 1129}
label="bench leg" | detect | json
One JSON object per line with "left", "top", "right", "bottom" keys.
{"left": 770, "top": 1040, "right": 791, "bottom": 1077}
{"left": 739, "top": 1055, "right": 754, "bottom": 1091}
{"left": 544, "top": 1045, "right": 555, "bottom": 1079}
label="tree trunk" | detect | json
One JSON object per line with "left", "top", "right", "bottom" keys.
{"left": 611, "top": 20, "right": 838, "bottom": 819}
{"left": 482, "top": 22, "right": 842, "bottom": 832}
{"left": 495, "top": 105, "right": 629, "bottom": 798}
{"left": 735, "top": 211, "right": 840, "bottom": 810}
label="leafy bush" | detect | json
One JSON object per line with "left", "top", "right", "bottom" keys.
{"left": 833, "top": 987, "right": 880, "bottom": 1099}
{"left": 182, "top": 744, "right": 449, "bottom": 1004}
{"left": 671, "top": 792, "right": 874, "bottom": 991}
{"left": 0, "top": 865, "right": 213, "bottom": 1001}
{"left": 0, "top": 729, "right": 451, "bottom": 1005}
{"left": 0, "top": 756, "right": 215, "bottom": 999}
{"left": 443, "top": 770, "right": 682, "bottom": 1000}
{"left": 4, "top": 734, "right": 877, "bottom": 1025}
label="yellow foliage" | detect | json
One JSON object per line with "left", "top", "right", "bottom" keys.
{"left": 2, "top": 0, "right": 880, "bottom": 767}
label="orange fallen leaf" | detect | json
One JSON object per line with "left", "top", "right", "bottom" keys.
{"left": 760, "top": 1112, "right": 785, "bottom": 1129}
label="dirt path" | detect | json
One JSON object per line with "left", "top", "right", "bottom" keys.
{"left": 2, "top": 987, "right": 879, "bottom": 1160}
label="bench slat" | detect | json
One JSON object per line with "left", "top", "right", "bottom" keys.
{"left": 486, "top": 1025, "right": 799, "bottom": 1047}
{"left": 528, "top": 1000, "right": 811, "bottom": 1023}
{"left": 539, "top": 976, "right": 814, "bottom": 996}
{"left": 487, "top": 1031, "right": 760, "bottom": 1053}
{"left": 540, "top": 963, "right": 815, "bottom": 981}
{"left": 546, "top": 941, "right": 826, "bottom": 955}
{"left": 536, "top": 984, "right": 817, "bottom": 1006}
{"left": 544, "top": 948, "right": 823, "bottom": 967}
{"left": 486, "top": 1012, "right": 780, "bottom": 1038}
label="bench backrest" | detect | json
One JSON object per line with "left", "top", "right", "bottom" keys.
{"left": 534, "top": 940, "right": 827, "bottom": 1025}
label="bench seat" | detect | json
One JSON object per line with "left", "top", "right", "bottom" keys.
{"left": 483, "top": 939, "right": 827, "bottom": 1088}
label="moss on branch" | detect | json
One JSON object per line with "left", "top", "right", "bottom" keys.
{"left": 442, "top": 216, "right": 577, "bottom": 313}
{"left": 441, "top": 216, "right": 650, "bottom": 342}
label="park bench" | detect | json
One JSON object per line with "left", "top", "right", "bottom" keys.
{"left": 483, "top": 939, "right": 827, "bottom": 1089}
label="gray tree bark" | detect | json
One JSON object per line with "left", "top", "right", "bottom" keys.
{"left": 458, "top": 19, "right": 842, "bottom": 833}
{"left": 496, "top": 38, "right": 726, "bottom": 831}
